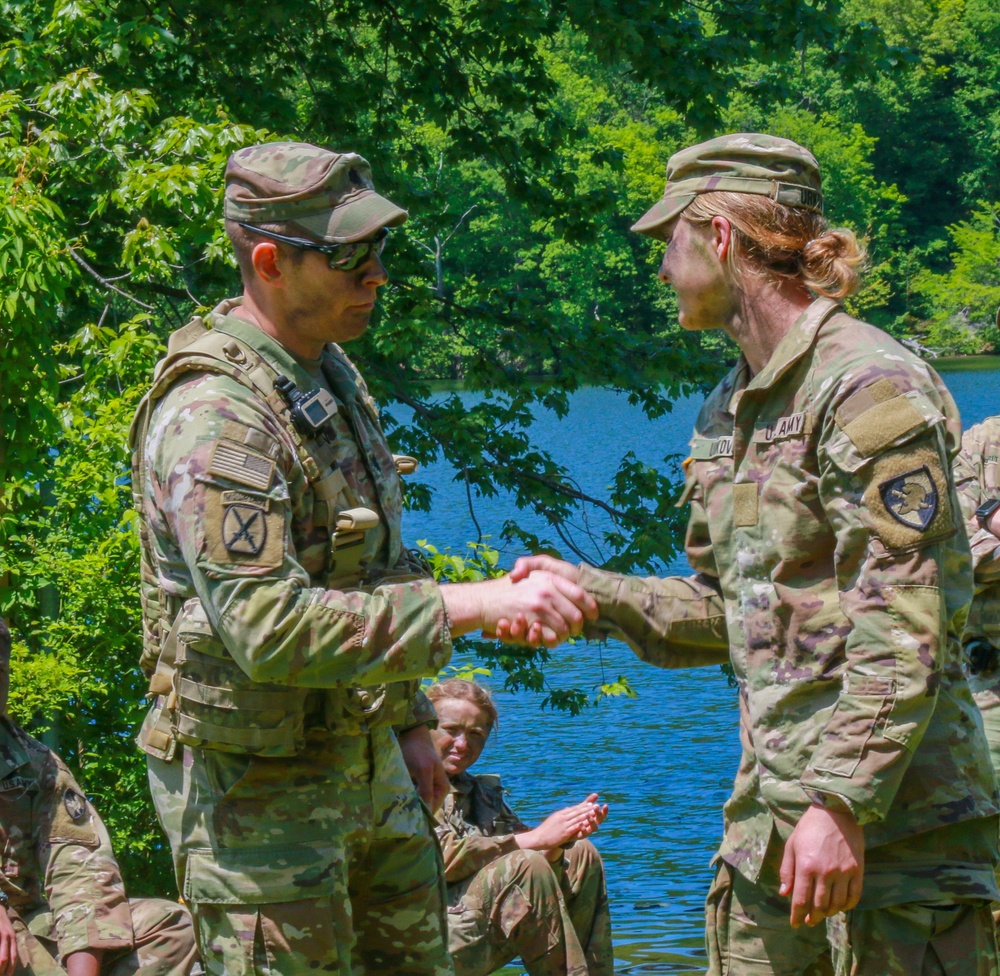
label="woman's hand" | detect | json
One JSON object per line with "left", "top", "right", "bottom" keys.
{"left": 515, "top": 794, "right": 608, "bottom": 856}
{"left": 779, "top": 803, "right": 864, "bottom": 928}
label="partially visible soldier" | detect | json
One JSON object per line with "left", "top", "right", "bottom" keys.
{"left": 955, "top": 414, "right": 1000, "bottom": 917}
{"left": 426, "top": 679, "right": 612, "bottom": 976}
{"left": 131, "top": 142, "right": 597, "bottom": 976}
{"left": 0, "top": 617, "right": 198, "bottom": 976}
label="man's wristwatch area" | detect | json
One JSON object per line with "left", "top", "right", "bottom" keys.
{"left": 975, "top": 498, "right": 1000, "bottom": 532}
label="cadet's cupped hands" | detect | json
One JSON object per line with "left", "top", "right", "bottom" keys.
{"left": 516, "top": 793, "right": 609, "bottom": 860}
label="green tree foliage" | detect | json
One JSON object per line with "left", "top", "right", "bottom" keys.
{"left": 1, "top": 0, "right": 997, "bottom": 895}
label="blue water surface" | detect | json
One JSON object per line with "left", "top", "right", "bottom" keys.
{"left": 400, "top": 357, "right": 999, "bottom": 975}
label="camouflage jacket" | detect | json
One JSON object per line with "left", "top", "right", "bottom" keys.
{"left": 0, "top": 715, "right": 134, "bottom": 960}
{"left": 955, "top": 416, "right": 1000, "bottom": 650}
{"left": 135, "top": 301, "right": 450, "bottom": 750}
{"left": 434, "top": 772, "right": 527, "bottom": 886}
{"left": 581, "top": 298, "right": 997, "bottom": 886}
{"left": 954, "top": 416, "right": 1000, "bottom": 772}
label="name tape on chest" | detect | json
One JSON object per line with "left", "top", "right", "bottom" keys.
{"left": 690, "top": 435, "right": 734, "bottom": 460}
{"left": 753, "top": 412, "right": 813, "bottom": 443}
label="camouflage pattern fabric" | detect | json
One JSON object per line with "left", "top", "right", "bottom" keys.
{"left": 632, "top": 133, "right": 824, "bottom": 240}
{"left": 0, "top": 715, "right": 197, "bottom": 974}
{"left": 579, "top": 299, "right": 999, "bottom": 954}
{"left": 955, "top": 415, "right": 1000, "bottom": 921}
{"left": 135, "top": 302, "right": 453, "bottom": 975}
{"left": 707, "top": 860, "right": 999, "bottom": 976}
{"left": 224, "top": 142, "right": 407, "bottom": 242}
{"left": 435, "top": 772, "right": 613, "bottom": 976}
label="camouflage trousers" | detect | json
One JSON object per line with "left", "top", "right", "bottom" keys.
{"left": 971, "top": 679, "right": 1000, "bottom": 929}
{"left": 445, "top": 839, "right": 613, "bottom": 976}
{"left": 147, "top": 726, "right": 451, "bottom": 976}
{"left": 705, "top": 860, "right": 999, "bottom": 976}
{"left": 12, "top": 897, "right": 197, "bottom": 975}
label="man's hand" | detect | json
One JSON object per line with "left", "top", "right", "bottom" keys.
{"left": 515, "top": 794, "right": 608, "bottom": 858}
{"left": 441, "top": 572, "right": 597, "bottom": 647}
{"left": 398, "top": 725, "right": 450, "bottom": 812}
{"left": 497, "top": 558, "right": 590, "bottom": 645}
{"left": 0, "top": 906, "right": 16, "bottom": 976}
{"left": 988, "top": 505, "right": 1000, "bottom": 539}
{"left": 779, "top": 803, "right": 864, "bottom": 928}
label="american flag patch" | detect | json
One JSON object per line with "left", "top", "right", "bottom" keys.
{"left": 208, "top": 441, "right": 275, "bottom": 491}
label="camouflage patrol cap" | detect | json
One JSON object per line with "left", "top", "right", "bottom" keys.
{"left": 632, "top": 133, "right": 823, "bottom": 241}
{"left": 224, "top": 142, "right": 407, "bottom": 243}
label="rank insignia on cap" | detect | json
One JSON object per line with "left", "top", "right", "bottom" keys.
{"left": 63, "top": 788, "right": 87, "bottom": 821}
{"left": 223, "top": 502, "right": 268, "bottom": 555}
{"left": 879, "top": 466, "right": 938, "bottom": 531}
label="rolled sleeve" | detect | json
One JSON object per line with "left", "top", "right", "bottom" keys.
{"left": 40, "top": 762, "right": 133, "bottom": 958}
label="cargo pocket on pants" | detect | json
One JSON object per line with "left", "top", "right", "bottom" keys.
{"left": 705, "top": 861, "right": 733, "bottom": 976}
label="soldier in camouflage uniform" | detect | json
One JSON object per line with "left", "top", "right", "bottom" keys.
{"left": 506, "top": 134, "right": 1000, "bottom": 974}
{"left": 0, "top": 618, "right": 197, "bottom": 976}
{"left": 130, "top": 142, "right": 597, "bottom": 976}
{"left": 425, "top": 679, "right": 612, "bottom": 976}
{"left": 955, "top": 415, "right": 1000, "bottom": 921}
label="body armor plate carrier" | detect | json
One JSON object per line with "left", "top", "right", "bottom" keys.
{"left": 130, "top": 314, "right": 423, "bottom": 760}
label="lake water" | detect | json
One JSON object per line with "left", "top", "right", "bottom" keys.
{"left": 401, "top": 357, "right": 1000, "bottom": 975}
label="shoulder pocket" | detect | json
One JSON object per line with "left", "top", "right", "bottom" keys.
{"left": 827, "top": 390, "right": 944, "bottom": 474}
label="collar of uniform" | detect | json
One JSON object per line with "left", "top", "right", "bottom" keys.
{"left": 743, "top": 296, "right": 842, "bottom": 396}
{"left": 210, "top": 307, "right": 325, "bottom": 396}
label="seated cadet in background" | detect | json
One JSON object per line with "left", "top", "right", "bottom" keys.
{"left": 954, "top": 414, "right": 1000, "bottom": 918}
{"left": 426, "top": 678, "right": 612, "bottom": 976}
{"left": 0, "top": 617, "right": 198, "bottom": 976}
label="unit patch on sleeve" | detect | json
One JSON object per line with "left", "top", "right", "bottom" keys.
{"left": 63, "top": 788, "right": 87, "bottom": 821}
{"left": 879, "top": 466, "right": 937, "bottom": 531}
{"left": 862, "top": 443, "right": 957, "bottom": 553}
{"left": 204, "top": 489, "right": 284, "bottom": 568}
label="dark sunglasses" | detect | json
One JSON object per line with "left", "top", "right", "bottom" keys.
{"left": 238, "top": 223, "right": 389, "bottom": 271}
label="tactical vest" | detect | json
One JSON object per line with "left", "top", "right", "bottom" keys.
{"left": 130, "top": 311, "right": 424, "bottom": 760}
{"left": 444, "top": 773, "right": 523, "bottom": 836}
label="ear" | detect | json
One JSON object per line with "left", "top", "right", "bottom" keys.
{"left": 250, "top": 241, "right": 284, "bottom": 286}
{"left": 710, "top": 215, "right": 733, "bottom": 263}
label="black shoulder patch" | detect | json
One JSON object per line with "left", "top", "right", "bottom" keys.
{"left": 879, "top": 467, "right": 938, "bottom": 531}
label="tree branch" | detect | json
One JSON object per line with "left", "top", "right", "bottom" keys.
{"left": 67, "top": 250, "right": 154, "bottom": 311}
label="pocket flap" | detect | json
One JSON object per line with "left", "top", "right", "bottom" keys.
{"left": 184, "top": 844, "right": 339, "bottom": 905}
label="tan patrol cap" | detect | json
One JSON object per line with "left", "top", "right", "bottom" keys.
{"left": 224, "top": 142, "right": 407, "bottom": 244}
{"left": 632, "top": 133, "right": 823, "bottom": 241}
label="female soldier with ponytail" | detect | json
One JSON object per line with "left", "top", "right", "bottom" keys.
{"left": 507, "top": 134, "right": 1000, "bottom": 975}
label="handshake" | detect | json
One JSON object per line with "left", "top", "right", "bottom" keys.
{"left": 439, "top": 555, "right": 597, "bottom": 647}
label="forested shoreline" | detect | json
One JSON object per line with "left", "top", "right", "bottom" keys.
{"left": 2, "top": 0, "right": 999, "bottom": 890}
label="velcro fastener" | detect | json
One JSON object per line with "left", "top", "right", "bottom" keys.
{"left": 840, "top": 395, "right": 926, "bottom": 458}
